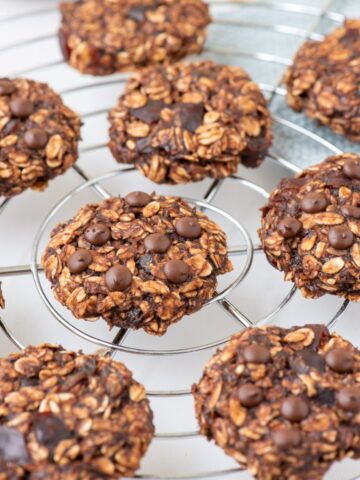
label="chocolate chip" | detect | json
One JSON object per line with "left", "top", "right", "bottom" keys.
{"left": 175, "top": 217, "right": 201, "bottom": 239}
{"left": 144, "top": 233, "right": 171, "bottom": 253}
{"left": 33, "top": 413, "right": 71, "bottom": 453}
{"left": 325, "top": 348, "right": 353, "bottom": 373}
{"left": 105, "top": 265, "right": 132, "bottom": 291}
{"left": 300, "top": 192, "right": 328, "bottom": 213}
{"left": 172, "top": 102, "right": 205, "bottom": 132}
{"left": 164, "top": 259, "right": 190, "bottom": 284}
{"left": 24, "top": 128, "right": 48, "bottom": 149}
{"left": 243, "top": 344, "right": 270, "bottom": 364}
{"left": 131, "top": 100, "right": 166, "bottom": 124}
{"left": 341, "top": 205, "right": 360, "bottom": 219}
{"left": 0, "top": 79, "right": 16, "bottom": 95}
{"left": 10, "top": 98, "right": 34, "bottom": 118}
{"left": 0, "top": 426, "right": 29, "bottom": 464}
{"left": 127, "top": 5, "right": 150, "bottom": 22}
{"left": 292, "top": 349, "right": 325, "bottom": 373}
{"left": 67, "top": 249, "right": 92, "bottom": 274}
{"left": 84, "top": 223, "right": 111, "bottom": 246}
{"left": 281, "top": 396, "right": 309, "bottom": 422}
{"left": 125, "top": 191, "right": 151, "bottom": 207}
{"left": 272, "top": 428, "right": 301, "bottom": 449}
{"left": 238, "top": 384, "right": 263, "bottom": 407}
{"left": 343, "top": 158, "right": 360, "bottom": 180}
{"left": 277, "top": 217, "right": 302, "bottom": 238}
{"left": 328, "top": 225, "right": 354, "bottom": 249}
{"left": 337, "top": 386, "right": 360, "bottom": 412}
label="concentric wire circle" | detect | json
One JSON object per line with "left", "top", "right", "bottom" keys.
{"left": 31, "top": 168, "right": 255, "bottom": 355}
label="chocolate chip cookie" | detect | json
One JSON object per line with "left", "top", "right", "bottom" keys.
{"left": 0, "top": 78, "right": 81, "bottom": 198}
{"left": 108, "top": 60, "right": 272, "bottom": 184}
{"left": 259, "top": 153, "right": 360, "bottom": 301}
{"left": 193, "top": 324, "right": 360, "bottom": 480}
{"left": 284, "top": 19, "right": 360, "bottom": 141}
{"left": 42, "top": 192, "right": 233, "bottom": 335}
{"left": 59, "top": 0, "right": 211, "bottom": 76}
{"left": 0, "top": 343, "right": 154, "bottom": 478}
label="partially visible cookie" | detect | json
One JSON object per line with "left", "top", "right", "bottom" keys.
{"left": 284, "top": 20, "right": 360, "bottom": 141}
{"left": 0, "top": 343, "right": 154, "bottom": 478}
{"left": 59, "top": 0, "right": 211, "bottom": 76}
{"left": 0, "top": 78, "right": 81, "bottom": 198}
{"left": 259, "top": 153, "right": 360, "bottom": 301}
{"left": 42, "top": 192, "right": 233, "bottom": 335}
{"left": 108, "top": 60, "right": 272, "bottom": 184}
{"left": 193, "top": 324, "right": 360, "bottom": 480}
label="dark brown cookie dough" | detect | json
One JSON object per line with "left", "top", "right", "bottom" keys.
{"left": 259, "top": 153, "right": 360, "bottom": 301}
{"left": 59, "top": 0, "right": 211, "bottom": 76}
{"left": 0, "top": 343, "right": 154, "bottom": 478}
{"left": 193, "top": 324, "right": 360, "bottom": 480}
{"left": 42, "top": 192, "right": 233, "bottom": 335}
{"left": 108, "top": 60, "right": 272, "bottom": 184}
{"left": 0, "top": 78, "right": 81, "bottom": 198}
{"left": 284, "top": 19, "right": 360, "bottom": 141}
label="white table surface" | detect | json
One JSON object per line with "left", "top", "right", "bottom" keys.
{"left": 0, "top": 1, "right": 359, "bottom": 479}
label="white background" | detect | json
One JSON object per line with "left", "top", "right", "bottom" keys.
{"left": 0, "top": 1, "right": 359, "bottom": 479}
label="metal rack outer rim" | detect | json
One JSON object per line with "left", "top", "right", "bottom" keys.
{"left": 0, "top": 1, "right": 358, "bottom": 479}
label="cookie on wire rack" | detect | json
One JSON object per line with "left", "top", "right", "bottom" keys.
{"left": 259, "top": 153, "right": 360, "bottom": 301}
{"left": 108, "top": 60, "right": 272, "bottom": 184}
{"left": 58, "top": 0, "right": 211, "bottom": 76}
{"left": 42, "top": 192, "right": 233, "bottom": 335}
{"left": 284, "top": 19, "right": 360, "bottom": 141}
{"left": 193, "top": 324, "right": 360, "bottom": 480}
{"left": 0, "top": 343, "right": 154, "bottom": 478}
{"left": 0, "top": 78, "right": 81, "bottom": 198}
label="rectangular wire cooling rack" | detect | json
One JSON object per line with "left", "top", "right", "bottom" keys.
{"left": 0, "top": 0, "right": 359, "bottom": 478}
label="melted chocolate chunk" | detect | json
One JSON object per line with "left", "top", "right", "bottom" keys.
{"left": 33, "top": 413, "right": 72, "bottom": 454}
{"left": 172, "top": 102, "right": 205, "bottom": 132}
{"left": 0, "top": 426, "right": 29, "bottom": 464}
{"left": 131, "top": 100, "right": 166, "bottom": 124}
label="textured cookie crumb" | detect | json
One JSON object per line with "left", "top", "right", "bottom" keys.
{"left": 0, "top": 343, "right": 154, "bottom": 478}
{"left": 193, "top": 324, "right": 360, "bottom": 480}
{"left": 0, "top": 78, "right": 81, "bottom": 198}
{"left": 284, "top": 19, "right": 360, "bottom": 141}
{"left": 42, "top": 192, "right": 233, "bottom": 335}
{"left": 59, "top": 0, "right": 211, "bottom": 75}
{"left": 259, "top": 153, "right": 360, "bottom": 301}
{"left": 108, "top": 60, "right": 272, "bottom": 184}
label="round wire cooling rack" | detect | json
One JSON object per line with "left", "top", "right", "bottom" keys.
{"left": 0, "top": 0, "right": 359, "bottom": 479}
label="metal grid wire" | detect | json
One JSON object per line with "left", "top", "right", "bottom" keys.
{"left": 0, "top": 0, "right": 358, "bottom": 478}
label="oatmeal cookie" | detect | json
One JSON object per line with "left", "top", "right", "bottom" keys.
{"left": 42, "top": 192, "right": 233, "bottom": 335}
{"left": 0, "top": 343, "right": 154, "bottom": 478}
{"left": 108, "top": 60, "right": 272, "bottom": 184}
{"left": 59, "top": 0, "right": 211, "bottom": 76}
{"left": 259, "top": 153, "right": 360, "bottom": 301}
{"left": 0, "top": 78, "right": 81, "bottom": 198}
{"left": 284, "top": 19, "right": 360, "bottom": 141}
{"left": 193, "top": 324, "right": 360, "bottom": 480}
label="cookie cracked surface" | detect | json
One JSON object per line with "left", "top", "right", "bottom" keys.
{"left": 42, "top": 192, "right": 233, "bottom": 335}
{"left": 0, "top": 343, "right": 154, "bottom": 479}
{"left": 259, "top": 153, "right": 360, "bottom": 301}
{"left": 59, "top": 0, "right": 211, "bottom": 76}
{"left": 284, "top": 19, "right": 360, "bottom": 141}
{"left": 0, "top": 78, "right": 81, "bottom": 198}
{"left": 193, "top": 324, "right": 360, "bottom": 480}
{"left": 108, "top": 60, "right": 272, "bottom": 184}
